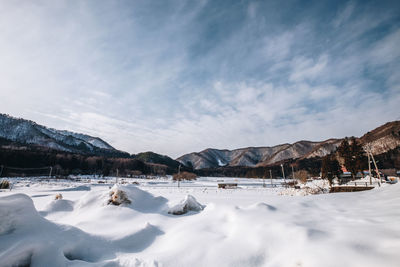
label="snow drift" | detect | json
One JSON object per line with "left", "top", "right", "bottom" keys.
{"left": 1, "top": 180, "right": 400, "bottom": 267}
{"left": 0, "top": 193, "right": 163, "bottom": 266}
{"left": 168, "top": 194, "right": 205, "bottom": 215}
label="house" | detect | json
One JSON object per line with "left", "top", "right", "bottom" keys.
{"left": 340, "top": 171, "right": 352, "bottom": 178}
{"left": 340, "top": 171, "right": 353, "bottom": 184}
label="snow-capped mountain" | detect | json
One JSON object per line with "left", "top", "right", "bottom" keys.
{"left": 359, "top": 121, "right": 400, "bottom": 155}
{"left": 0, "top": 113, "right": 117, "bottom": 154}
{"left": 177, "top": 140, "right": 341, "bottom": 169}
{"left": 177, "top": 121, "right": 400, "bottom": 169}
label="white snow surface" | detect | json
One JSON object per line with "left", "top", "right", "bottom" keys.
{"left": 280, "top": 179, "right": 331, "bottom": 196}
{"left": 217, "top": 158, "right": 226, "bottom": 166}
{"left": 1, "top": 177, "right": 400, "bottom": 267}
{"left": 168, "top": 194, "right": 205, "bottom": 215}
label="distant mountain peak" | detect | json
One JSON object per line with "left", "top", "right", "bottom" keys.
{"left": 0, "top": 113, "right": 121, "bottom": 155}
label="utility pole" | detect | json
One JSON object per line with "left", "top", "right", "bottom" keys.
{"left": 269, "top": 169, "right": 273, "bottom": 187}
{"left": 369, "top": 151, "right": 381, "bottom": 186}
{"left": 0, "top": 165, "right": 3, "bottom": 177}
{"left": 49, "top": 167, "right": 53, "bottom": 178}
{"left": 367, "top": 150, "right": 372, "bottom": 185}
{"left": 178, "top": 164, "right": 181, "bottom": 188}
{"left": 281, "top": 164, "right": 286, "bottom": 188}
{"left": 116, "top": 168, "right": 119, "bottom": 184}
{"left": 263, "top": 170, "right": 266, "bottom": 187}
{"left": 291, "top": 165, "right": 295, "bottom": 180}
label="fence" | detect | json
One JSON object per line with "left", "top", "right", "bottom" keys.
{"left": 0, "top": 165, "right": 52, "bottom": 178}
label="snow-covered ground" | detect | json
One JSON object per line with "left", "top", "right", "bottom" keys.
{"left": 1, "top": 176, "right": 400, "bottom": 267}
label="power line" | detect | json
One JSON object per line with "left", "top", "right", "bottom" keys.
{"left": 2, "top": 166, "right": 51, "bottom": 170}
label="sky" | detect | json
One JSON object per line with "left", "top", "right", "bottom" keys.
{"left": 0, "top": 0, "right": 399, "bottom": 158}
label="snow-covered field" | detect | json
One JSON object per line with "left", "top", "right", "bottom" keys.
{"left": 1, "top": 176, "right": 400, "bottom": 267}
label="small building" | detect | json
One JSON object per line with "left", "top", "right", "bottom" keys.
{"left": 340, "top": 171, "right": 352, "bottom": 178}
{"left": 340, "top": 171, "right": 353, "bottom": 184}
{"left": 218, "top": 183, "right": 238, "bottom": 189}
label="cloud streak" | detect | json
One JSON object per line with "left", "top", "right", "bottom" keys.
{"left": 0, "top": 0, "right": 399, "bottom": 158}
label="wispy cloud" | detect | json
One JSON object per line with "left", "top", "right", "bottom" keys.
{"left": 0, "top": 0, "right": 399, "bottom": 158}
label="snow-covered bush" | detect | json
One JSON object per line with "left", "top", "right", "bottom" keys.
{"left": 294, "top": 170, "right": 309, "bottom": 184}
{"left": 108, "top": 185, "right": 131, "bottom": 205}
{"left": 168, "top": 195, "right": 205, "bottom": 215}
{"left": 0, "top": 180, "right": 10, "bottom": 189}
{"left": 280, "top": 179, "right": 330, "bottom": 196}
{"left": 302, "top": 179, "right": 330, "bottom": 194}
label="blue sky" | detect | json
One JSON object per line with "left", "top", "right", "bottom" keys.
{"left": 1, "top": 0, "right": 399, "bottom": 158}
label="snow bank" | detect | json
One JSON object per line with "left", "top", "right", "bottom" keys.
{"left": 42, "top": 198, "right": 74, "bottom": 214}
{"left": 71, "top": 184, "right": 168, "bottom": 214}
{"left": 107, "top": 184, "right": 168, "bottom": 212}
{"left": 345, "top": 175, "right": 382, "bottom": 185}
{"left": 280, "top": 179, "right": 330, "bottom": 196}
{"left": 155, "top": 184, "right": 400, "bottom": 267}
{"left": 168, "top": 195, "right": 205, "bottom": 215}
{"left": 56, "top": 185, "right": 91, "bottom": 191}
{"left": 2, "top": 179, "right": 400, "bottom": 267}
{"left": 0, "top": 194, "right": 162, "bottom": 266}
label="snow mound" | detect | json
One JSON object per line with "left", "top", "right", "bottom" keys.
{"left": 42, "top": 198, "right": 74, "bottom": 214}
{"left": 107, "top": 184, "right": 168, "bottom": 212}
{"left": 108, "top": 185, "right": 131, "bottom": 205}
{"left": 168, "top": 195, "right": 205, "bottom": 215}
{"left": 280, "top": 179, "right": 330, "bottom": 196}
{"left": 0, "top": 194, "right": 162, "bottom": 266}
{"left": 56, "top": 185, "right": 91, "bottom": 191}
{"left": 73, "top": 184, "right": 168, "bottom": 214}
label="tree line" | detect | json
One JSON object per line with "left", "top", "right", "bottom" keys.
{"left": 0, "top": 146, "right": 178, "bottom": 177}
{"left": 1, "top": 135, "right": 399, "bottom": 179}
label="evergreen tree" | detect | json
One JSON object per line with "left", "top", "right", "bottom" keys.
{"left": 321, "top": 154, "right": 341, "bottom": 184}
{"left": 337, "top": 137, "right": 365, "bottom": 179}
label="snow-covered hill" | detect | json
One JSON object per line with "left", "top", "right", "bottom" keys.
{"left": 0, "top": 113, "right": 116, "bottom": 154}
{"left": 178, "top": 121, "right": 400, "bottom": 169}
{"left": 177, "top": 140, "right": 342, "bottom": 169}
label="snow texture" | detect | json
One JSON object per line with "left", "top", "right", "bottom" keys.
{"left": 280, "top": 179, "right": 331, "bottom": 196}
{"left": 168, "top": 194, "right": 205, "bottom": 215}
{"left": 1, "top": 177, "right": 400, "bottom": 266}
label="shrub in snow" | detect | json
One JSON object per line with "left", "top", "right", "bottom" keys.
{"left": 55, "top": 193, "right": 63, "bottom": 200}
{"left": 280, "top": 179, "right": 331, "bottom": 196}
{"left": 0, "top": 180, "right": 10, "bottom": 189}
{"left": 302, "top": 179, "right": 330, "bottom": 195}
{"left": 286, "top": 180, "right": 298, "bottom": 187}
{"left": 168, "top": 195, "right": 205, "bottom": 215}
{"left": 108, "top": 186, "right": 131, "bottom": 205}
{"left": 173, "top": 171, "right": 197, "bottom": 181}
{"left": 294, "top": 170, "right": 309, "bottom": 184}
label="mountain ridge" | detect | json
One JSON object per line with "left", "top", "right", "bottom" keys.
{"left": 0, "top": 113, "right": 125, "bottom": 156}
{"left": 177, "top": 121, "right": 400, "bottom": 170}
{"left": 2, "top": 113, "right": 399, "bottom": 172}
